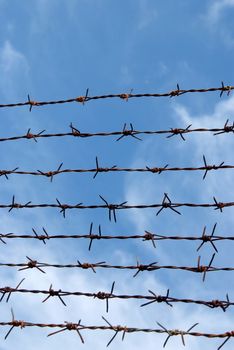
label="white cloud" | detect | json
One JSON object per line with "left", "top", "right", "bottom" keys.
{"left": 202, "top": 0, "right": 234, "bottom": 46}
{"left": 0, "top": 40, "right": 29, "bottom": 99}
{"left": 137, "top": 0, "right": 158, "bottom": 30}
{"left": 205, "top": 0, "right": 234, "bottom": 24}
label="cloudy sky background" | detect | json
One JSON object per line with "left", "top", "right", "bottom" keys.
{"left": 0, "top": 1, "right": 234, "bottom": 349}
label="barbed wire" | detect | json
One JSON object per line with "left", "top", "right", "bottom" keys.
{"left": 0, "top": 253, "right": 231, "bottom": 282}
{"left": 0, "top": 82, "right": 233, "bottom": 110}
{"left": 0, "top": 223, "right": 229, "bottom": 253}
{"left": 0, "top": 120, "right": 234, "bottom": 143}
{"left": 1, "top": 194, "right": 234, "bottom": 219}
{"left": 0, "top": 280, "right": 231, "bottom": 312}
{"left": 0, "top": 310, "right": 233, "bottom": 349}
{"left": 0, "top": 156, "right": 232, "bottom": 181}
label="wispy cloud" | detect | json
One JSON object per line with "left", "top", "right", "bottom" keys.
{"left": 205, "top": 0, "right": 234, "bottom": 25}
{"left": 137, "top": 0, "right": 158, "bottom": 30}
{"left": 201, "top": 0, "right": 234, "bottom": 47}
{"left": 0, "top": 41, "right": 29, "bottom": 99}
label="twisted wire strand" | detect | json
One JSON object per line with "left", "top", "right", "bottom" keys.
{"left": 0, "top": 255, "right": 232, "bottom": 277}
{"left": 0, "top": 123, "right": 233, "bottom": 143}
{"left": 1, "top": 197, "right": 234, "bottom": 214}
{"left": 0, "top": 83, "right": 233, "bottom": 109}
{"left": 0, "top": 163, "right": 233, "bottom": 180}
{"left": 0, "top": 315, "right": 234, "bottom": 350}
{"left": 0, "top": 284, "right": 232, "bottom": 312}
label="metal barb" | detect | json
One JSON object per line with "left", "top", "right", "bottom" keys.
{"left": 42, "top": 284, "right": 66, "bottom": 306}
{"left": 99, "top": 195, "right": 127, "bottom": 222}
{"left": 88, "top": 223, "right": 102, "bottom": 250}
{"left": 214, "top": 119, "right": 234, "bottom": 135}
{"left": 94, "top": 157, "right": 117, "bottom": 178}
{"left": 156, "top": 193, "right": 181, "bottom": 216}
{"left": 166, "top": 124, "right": 191, "bottom": 141}
{"left": 116, "top": 123, "right": 142, "bottom": 141}
{"left": 220, "top": 81, "right": 232, "bottom": 98}
{"left": 197, "top": 223, "right": 218, "bottom": 253}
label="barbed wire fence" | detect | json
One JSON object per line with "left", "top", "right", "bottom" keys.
{"left": 1, "top": 84, "right": 234, "bottom": 349}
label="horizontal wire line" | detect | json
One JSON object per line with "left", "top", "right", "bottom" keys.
{"left": 1, "top": 259, "right": 234, "bottom": 274}
{"left": 0, "top": 231, "right": 234, "bottom": 242}
{"left": 0, "top": 285, "right": 232, "bottom": 311}
{"left": 1, "top": 200, "right": 234, "bottom": 211}
{"left": 0, "top": 317, "right": 234, "bottom": 341}
{"left": 0, "top": 124, "right": 233, "bottom": 142}
{"left": 0, "top": 164, "right": 233, "bottom": 178}
{"left": 0, "top": 83, "right": 233, "bottom": 109}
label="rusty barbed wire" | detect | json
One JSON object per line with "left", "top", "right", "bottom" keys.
{"left": 0, "top": 223, "right": 229, "bottom": 253}
{"left": 0, "top": 82, "right": 233, "bottom": 110}
{"left": 0, "top": 156, "right": 233, "bottom": 181}
{"left": 0, "top": 253, "right": 233, "bottom": 281}
{"left": 0, "top": 280, "right": 232, "bottom": 312}
{"left": 0, "top": 194, "right": 234, "bottom": 219}
{"left": 0, "top": 120, "right": 233, "bottom": 143}
{"left": 0, "top": 311, "right": 234, "bottom": 349}
{"left": 0, "top": 223, "right": 223, "bottom": 249}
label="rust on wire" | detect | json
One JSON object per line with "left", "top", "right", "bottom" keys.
{"left": 0, "top": 159, "right": 233, "bottom": 181}
{"left": 0, "top": 285, "right": 232, "bottom": 311}
{"left": 0, "top": 255, "right": 233, "bottom": 280}
{"left": 1, "top": 196, "right": 234, "bottom": 215}
{"left": 0, "top": 83, "right": 233, "bottom": 109}
{"left": 1, "top": 121, "right": 234, "bottom": 144}
{"left": 1, "top": 314, "right": 234, "bottom": 349}
{"left": 1, "top": 224, "right": 234, "bottom": 253}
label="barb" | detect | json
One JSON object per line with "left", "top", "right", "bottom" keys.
{"left": 156, "top": 193, "right": 181, "bottom": 216}
{"left": 47, "top": 319, "right": 84, "bottom": 342}
{"left": 116, "top": 123, "right": 142, "bottom": 141}
{"left": 202, "top": 155, "right": 225, "bottom": 180}
{"left": 196, "top": 223, "right": 218, "bottom": 252}
{"left": 141, "top": 289, "right": 173, "bottom": 308}
{"left": 99, "top": 195, "right": 127, "bottom": 222}
{"left": 88, "top": 222, "right": 102, "bottom": 250}
{"left": 8, "top": 196, "right": 31, "bottom": 212}
{"left": 133, "top": 260, "right": 158, "bottom": 277}
{"left": 197, "top": 254, "right": 216, "bottom": 282}
{"left": 37, "top": 163, "right": 63, "bottom": 182}
{"left": 157, "top": 321, "right": 199, "bottom": 347}
{"left": 93, "top": 157, "right": 117, "bottom": 179}
{"left": 18, "top": 256, "right": 46, "bottom": 274}
{"left": 42, "top": 284, "right": 66, "bottom": 306}
{"left": 76, "top": 260, "right": 106, "bottom": 274}
{"left": 4, "top": 309, "right": 26, "bottom": 339}
{"left": 94, "top": 282, "right": 115, "bottom": 313}
{"left": 0, "top": 279, "right": 25, "bottom": 303}
{"left": 1, "top": 123, "right": 234, "bottom": 143}
{"left": 0, "top": 83, "right": 233, "bottom": 109}
{"left": 102, "top": 316, "right": 127, "bottom": 346}
{"left": 32, "top": 227, "right": 49, "bottom": 244}
{"left": 166, "top": 124, "right": 192, "bottom": 141}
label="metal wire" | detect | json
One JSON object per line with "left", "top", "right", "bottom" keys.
{"left": 0, "top": 160, "right": 233, "bottom": 181}
{"left": 0, "top": 120, "right": 233, "bottom": 142}
{"left": 0, "top": 224, "right": 230, "bottom": 255}
{"left": 0, "top": 312, "right": 234, "bottom": 349}
{"left": 0, "top": 283, "right": 231, "bottom": 312}
{"left": 0, "top": 82, "right": 232, "bottom": 109}
{"left": 1, "top": 195, "right": 233, "bottom": 219}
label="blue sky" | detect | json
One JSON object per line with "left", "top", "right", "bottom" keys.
{"left": 0, "top": 1, "right": 234, "bottom": 349}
